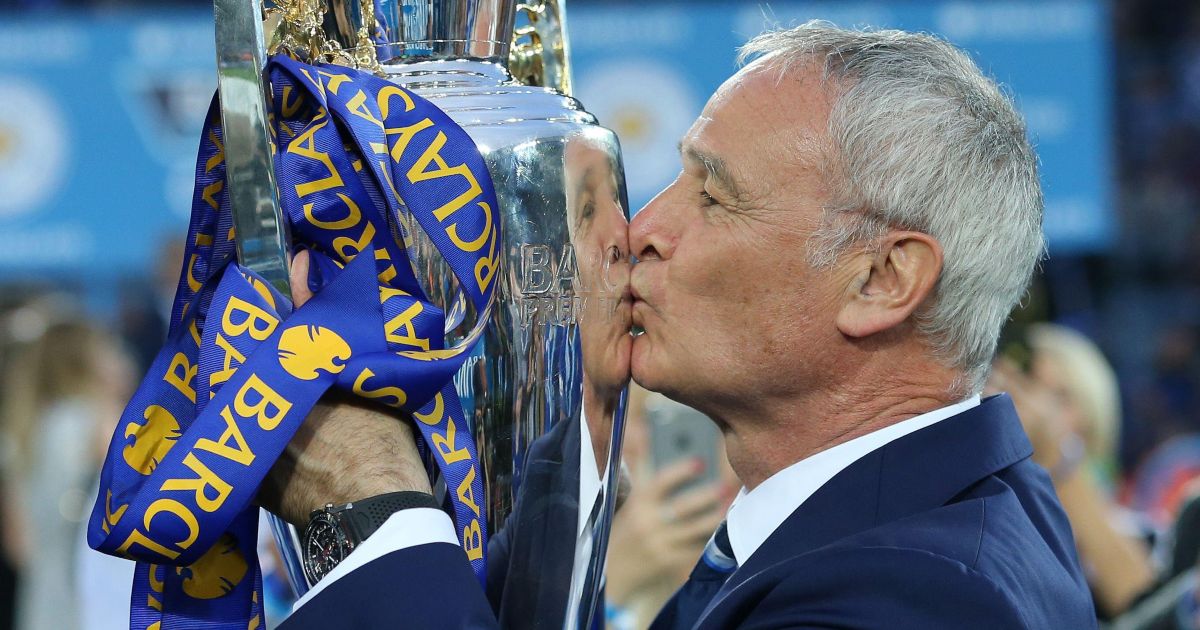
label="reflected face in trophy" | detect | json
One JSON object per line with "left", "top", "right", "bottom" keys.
{"left": 565, "top": 138, "right": 633, "bottom": 400}
{"left": 628, "top": 60, "right": 852, "bottom": 416}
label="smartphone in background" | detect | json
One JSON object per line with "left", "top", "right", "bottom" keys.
{"left": 647, "top": 394, "right": 720, "bottom": 492}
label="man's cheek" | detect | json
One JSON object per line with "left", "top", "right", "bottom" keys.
{"left": 671, "top": 253, "right": 740, "bottom": 301}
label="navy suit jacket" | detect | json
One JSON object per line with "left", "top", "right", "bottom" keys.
{"left": 654, "top": 394, "right": 1096, "bottom": 629}
{"left": 283, "top": 394, "right": 1097, "bottom": 629}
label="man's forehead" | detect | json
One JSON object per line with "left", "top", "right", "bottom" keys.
{"left": 682, "top": 61, "right": 834, "bottom": 183}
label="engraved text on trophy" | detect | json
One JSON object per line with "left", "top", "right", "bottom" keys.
{"left": 519, "top": 243, "right": 623, "bottom": 328}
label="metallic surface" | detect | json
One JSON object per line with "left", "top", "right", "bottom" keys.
{"left": 213, "top": 0, "right": 292, "bottom": 295}
{"left": 311, "top": 0, "right": 518, "bottom": 63}
{"left": 242, "top": 0, "right": 631, "bottom": 626}
{"left": 387, "top": 59, "right": 631, "bottom": 629}
{"left": 267, "top": 0, "right": 573, "bottom": 93}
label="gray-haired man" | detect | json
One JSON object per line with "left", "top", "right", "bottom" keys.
{"left": 267, "top": 22, "right": 1097, "bottom": 629}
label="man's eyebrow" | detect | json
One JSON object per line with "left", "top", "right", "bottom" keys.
{"left": 678, "top": 142, "right": 744, "bottom": 200}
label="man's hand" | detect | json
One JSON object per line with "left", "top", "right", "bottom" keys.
{"left": 256, "top": 250, "right": 431, "bottom": 528}
{"left": 605, "top": 459, "right": 733, "bottom": 608}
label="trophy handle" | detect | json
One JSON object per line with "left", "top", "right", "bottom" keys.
{"left": 213, "top": 0, "right": 306, "bottom": 594}
{"left": 213, "top": 0, "right": 292, "bottom": 296}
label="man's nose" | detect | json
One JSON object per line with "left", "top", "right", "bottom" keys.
{"left": 629, "top": 185, "right": 677, "bottom": 263}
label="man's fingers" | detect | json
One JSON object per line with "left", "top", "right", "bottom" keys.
{"left": 673, "top": 508, "right": 727, "bottom": 547}
{"left": 650, "top": 458, "right": 706, "bottom": 498}
{"left": 663, "top": 482, "right": 726, "bottom": 523}
{"left": 289, "top": 249, "right": 314, "bottom": 308}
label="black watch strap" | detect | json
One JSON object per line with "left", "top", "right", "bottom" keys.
{"left": 343, "top": 491, "right": 441, "bottom": 543}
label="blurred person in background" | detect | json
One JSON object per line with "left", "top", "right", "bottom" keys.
{"left": 0, "top": 296, "right": 61, "bottom": 630}
{"left": 990, "top": 323, "right": 1156, "bottom": 619}
{"left": 1028, "top": 324, "right": 1126, "bottom": 486}
{"left": 116, "top": 237, "right": 185, "bottom": 374}
{"left": 0, "top": 316, "right": 136, "bottom": 630}
{"left": 1122, "top": 326, "right": 1200, "bottom": 541}
{"left": 1130, "top": 327, "right": 1200, "bottom": 468}
{"left": 605, "top": 387, "right": 735, "bottom": 630}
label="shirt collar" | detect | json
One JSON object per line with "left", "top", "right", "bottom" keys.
{"left": 724, "top": 395, "right": 981, "bottom": 566}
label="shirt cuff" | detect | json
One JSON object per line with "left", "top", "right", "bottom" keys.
{"left": 292, "top": 507, "right": 459, "bottom": 612}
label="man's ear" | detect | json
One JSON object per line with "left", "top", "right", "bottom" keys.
{"left": 835, "top": 231, "right": 943, "bottom": 339}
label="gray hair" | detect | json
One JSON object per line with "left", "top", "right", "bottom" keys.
{"left": 739, "top": 22, "right": 1045, "bottom": 392}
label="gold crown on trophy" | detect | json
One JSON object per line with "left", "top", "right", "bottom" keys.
{"left": 259, "top": 0, "right": 570, "bottom": 92}
{"left": 263, "top": 0, "right": 383, "bottom": 73}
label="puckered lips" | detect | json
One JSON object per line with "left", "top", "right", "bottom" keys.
{"left": 629, "top": 279, "right": 649, "bottom": 334}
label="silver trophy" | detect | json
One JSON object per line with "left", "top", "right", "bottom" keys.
{"left": 213, "top": 0, "right": 631, "bottom": 627}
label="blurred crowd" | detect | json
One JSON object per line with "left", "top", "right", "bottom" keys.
{"left": 1107, "top": 2, "right": 1200, "bottom": 473}
{"left": 0, "top": 296, "right": 139, "bottom": 630}
{"left": 1, "top": 1, "right": 1200, "bottom": 630}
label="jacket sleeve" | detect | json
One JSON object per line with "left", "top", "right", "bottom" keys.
{"left": 280, "top": 541, "right": 498, "bottom": 629}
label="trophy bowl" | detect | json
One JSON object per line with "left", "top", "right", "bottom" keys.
{"left": 259, "top": 1, "right": 633, "bottom": 627}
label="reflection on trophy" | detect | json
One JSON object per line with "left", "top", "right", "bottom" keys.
{"left": 219, "top": 0, "right": 632, "bottom": 626}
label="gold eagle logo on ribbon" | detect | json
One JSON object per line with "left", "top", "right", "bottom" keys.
{"left": 277, "top": 325, "right": 351, "bottom": 380}
{"left": 122, "top": 405, "right": 182, "bottom": 475}
{"left": 176, "top": 533, "right": 248, "bottom": 599}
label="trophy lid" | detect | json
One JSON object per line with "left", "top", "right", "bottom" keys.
{"left": 267, "top": 0, "right": 571, "bottom": 92}
{"left": 318, "top": 0, "right": 518, "bottom": 64}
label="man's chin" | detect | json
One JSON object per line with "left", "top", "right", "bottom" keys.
{"left": 629, "top": 368, "right": 658, "bottom": 392}
{"left": 629, "top": 341, "right": 675, "bottom": 397}
{"left": 628, "top": 340, "right": 659, "bottom": 391}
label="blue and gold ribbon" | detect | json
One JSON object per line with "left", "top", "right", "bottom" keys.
{"left": 87, "top": 56, "right": 499, "bottom": 629}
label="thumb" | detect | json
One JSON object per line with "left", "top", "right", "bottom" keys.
{"left": 289, "top": 249, "right": 314, "bottom": 308}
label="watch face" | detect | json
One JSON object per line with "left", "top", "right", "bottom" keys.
{"left": 303, "top": 513, "right": 351, "bottom": 585}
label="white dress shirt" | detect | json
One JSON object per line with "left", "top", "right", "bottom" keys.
{"left": 724, "top": 396, "right": 980, "bottom": 566}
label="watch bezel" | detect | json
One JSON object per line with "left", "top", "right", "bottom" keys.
{"left": 302, "top": 507, "right": 356, "bottom": 585}
{"left": 299, "top": 492, "right": 439, "bottom": 586}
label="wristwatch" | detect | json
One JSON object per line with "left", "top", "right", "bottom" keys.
{"left": 301, "top": 491, "right": 440, "bottom": 585}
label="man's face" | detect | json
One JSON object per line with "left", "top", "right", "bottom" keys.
{"left": 564, "top": 138, "right": 632, "bottom": 400}
{"left": 628, "top": 61, "right": 853, "bottom": 414}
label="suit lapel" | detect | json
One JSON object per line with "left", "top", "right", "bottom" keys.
{"left": 697, "top": 394, "right": 1033, "bottom": 625}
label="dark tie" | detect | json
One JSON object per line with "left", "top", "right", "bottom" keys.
{"left": 650, "top": 521, "right": 737, "bottom": 630}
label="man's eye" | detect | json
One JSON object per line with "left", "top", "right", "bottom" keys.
{"left": 699, "top": 190, "right": 718, "bottom": 207}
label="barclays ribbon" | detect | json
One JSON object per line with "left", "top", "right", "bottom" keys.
{"left": 87, "top": 56, "right": 500, "bottom": 630}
